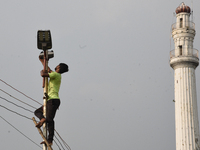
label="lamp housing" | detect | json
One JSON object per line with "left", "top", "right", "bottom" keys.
{"left": 37, "top": 30, "right": 52, "bottom": 50}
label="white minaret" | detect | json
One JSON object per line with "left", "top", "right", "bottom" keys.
{"left": 170, "top": 3, "right": 200, "bottom": 150}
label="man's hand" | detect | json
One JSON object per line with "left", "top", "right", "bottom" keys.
{"left": 39, "top": 56, "right": 45, "bottom": 66}
{"left": 40, "top": 70, "right": 49, "bottom": 77}
{"left": 39, "top": 56, "right": 52, "bottom": 73}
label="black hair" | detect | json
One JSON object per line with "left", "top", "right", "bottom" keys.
{"left": 59, "top": 63, "right": 69, "bottom": 74}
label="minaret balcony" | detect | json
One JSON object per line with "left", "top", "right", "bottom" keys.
{"left": 171, "top": 21, "right": 195, "bottom": 30}
{"left": 170, "top": 48, "right": 199, "bottom": 59}
{"left": 170, "top": 48, "right": 199, "bottom": 69}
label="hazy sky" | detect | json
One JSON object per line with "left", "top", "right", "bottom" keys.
{"left": 0, "top": 0, "right": 200, "bottom": 150}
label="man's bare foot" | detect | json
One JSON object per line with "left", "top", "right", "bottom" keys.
{"left": 35, "top": 118, "right": 46, "bottom": 128}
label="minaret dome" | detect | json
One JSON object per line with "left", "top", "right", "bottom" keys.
{"left": 175, "top": 2, "right": 191, "bottom": 14}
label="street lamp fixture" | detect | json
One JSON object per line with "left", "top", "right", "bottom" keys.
{"left": 37, "top": 30, "right": 52, "bottom": 50}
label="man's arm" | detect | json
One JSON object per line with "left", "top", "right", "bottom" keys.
{"left": 39, "top": 57, "right": 45, "bottom": 66}
{"left": 39, "top": 57, "right": 52, "bottom": 73}
{"left": 40, "top": 70, "right": 49, "bottom": 77}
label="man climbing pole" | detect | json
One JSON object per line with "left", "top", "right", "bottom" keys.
{"left": 34, "top": 56, "right": 69, "bottom": 145}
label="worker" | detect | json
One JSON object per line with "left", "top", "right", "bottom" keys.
{"left": 34, "top": 56, "right": 69, "bottom": 145}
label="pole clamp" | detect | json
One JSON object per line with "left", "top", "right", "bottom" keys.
{"left": 43, "top": 93, "right": 49, "bottom": 100}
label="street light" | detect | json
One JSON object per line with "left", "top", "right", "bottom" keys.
{"left": 37, "top": 30, "right": 54, "bottom": 87}
{"left": 37, "top": 30, "right": 52, "bottom": 50}
{"left": 37, "top": 30, "right": 53, "bottom": 150}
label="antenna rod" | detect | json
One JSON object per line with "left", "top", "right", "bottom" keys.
{"left": 191, "top": 0, "right": 193, "bottom": 22}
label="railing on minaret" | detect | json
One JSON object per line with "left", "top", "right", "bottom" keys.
{"left": 170, "top": 48, "right": 199, "bottom": 59}
{"left": 170, "top": 2, "right": 200, "bottom": 150}
{"left": 171, "top": 21, "right": 195, "bottom": 30}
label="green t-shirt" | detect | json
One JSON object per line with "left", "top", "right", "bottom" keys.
{"left": 48, "top": 72, "right": 61, "bottom": 100}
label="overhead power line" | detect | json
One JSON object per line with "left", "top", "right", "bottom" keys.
{"left": 0, "top": 102, "right": 68, "bottom": 150}
{"left": 0, "top": 96, "right": 34, "bottom": 113}
{"left": 0, "top": 79, "right": 42, "bottom": 105}
{"left": 0, "top": 78, "right": 71, "bottom": 150}
{"left": 55, "top": 130, "right": 71, "bottom": 150}
{"left": 53, "top": 136, "right": 63, "bottom": 150}
{"left": 0, "top": 89, "right": 37, "bottom": 109}
{"left": 0, "top": 104, "right": 32, "bottom": 120}
{"left": 0, "top": 115, "right": 42, "bottom": 149}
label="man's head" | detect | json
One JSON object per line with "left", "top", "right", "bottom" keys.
{"left": 55, "top": 63, "right": 69, "bottom": 74}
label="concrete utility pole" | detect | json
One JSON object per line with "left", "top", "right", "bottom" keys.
{"left": 37, "top": 30, "right": 53, "bottom": 150}
{"left": 43, "top": 50, "right": 48, "bottom": 150}
{"left": 170, "top": 3, "right": 200, "bottom": 150}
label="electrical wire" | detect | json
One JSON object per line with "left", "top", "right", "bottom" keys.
{"left": 0, "top": 89, "right": 38, "bottom": 109}
{"left": 0, "top": 78, "right": 71, "bottom": 150}
{"left": 0, "top": 101, "right": 71, "bottom": 150}
{"left": 55, "top": 130, "right": 71, "bottom": 150}
{"left": 0, "top": 115, "right": 42, "bottom": 149}
{"left": 0, "top": 96, "right": 34, "bottom": 113}
{"left": 0, "top": 103, "right": 66, "bottom": 150}
{"left": 54, "top": 136, "right": 63, "bottom": 150}
{"left": 0, "top": 104, "right": 32, "bottom": 120}
{"left": 0, "top": 79, "right": 42, "bottom": 105}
